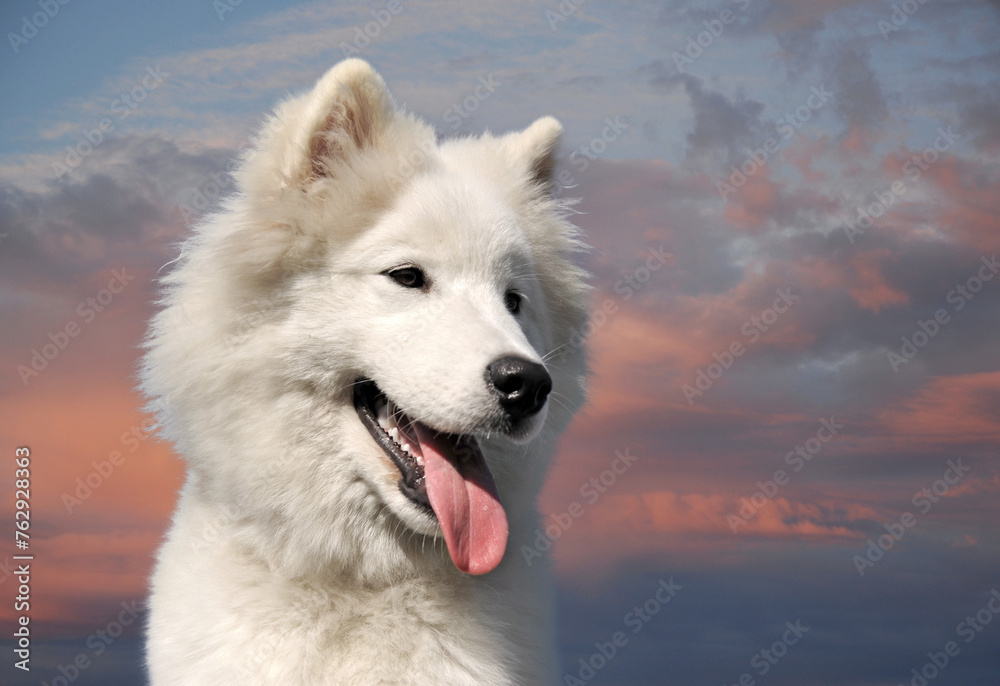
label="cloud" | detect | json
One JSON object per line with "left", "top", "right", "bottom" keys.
{"left": 791, "top": 248, "right": 909, "bottom": 313}
{"left": 957, "top": 87, "right": 1000, "bottom": 152}
{"left": 876, "top": 372, "right": 1000, "bottom": 446}
{"left": 924, "top": 155, "right": 1000, "bottom": 253}
{"left": 3, "top": 5, "right": 1000, "bottom": 682}
{"left": 762, "top": 0, "right": 869, "bottom": 32}
{"left": 0, "top": 135, "right": 233, "bottom": 290}
{"left": 827, "top": 42, "right": 888, "bottom": 143}
{"left": 547, "top": 486, "right": 875, "bottom": 584}
{"left": 722, "top": 164, "right": 782, "bottom": 231}
{"left": 639, "top": 66, "right": 768, "bottom": 167}
{"left": 0, "top": 375, "right": 181, "bottom": 638}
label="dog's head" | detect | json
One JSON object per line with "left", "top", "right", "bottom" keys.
{"left": 143, "top": 60, "right": 589, "bottom": 579}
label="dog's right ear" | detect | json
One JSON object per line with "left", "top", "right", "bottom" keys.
{"left": 265, "top": 59, "right": 397, "bottom": 185}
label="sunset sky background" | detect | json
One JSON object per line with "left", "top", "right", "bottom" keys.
{"left": 2, "top": 1, "right": 999, "bottom": 684}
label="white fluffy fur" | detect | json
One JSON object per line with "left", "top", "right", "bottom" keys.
{"left": 141, "top": 59, "right": 589, "bottom": 685}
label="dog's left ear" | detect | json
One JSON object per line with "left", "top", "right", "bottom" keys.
{"left": 505, "top": 116, "right": 562, "bottom": 191}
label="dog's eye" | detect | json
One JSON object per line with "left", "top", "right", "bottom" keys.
{"left": 504, "top": 290, "right": 522, "bottom": 315}
{"left": 385, "top": 267, "right": 426, "bottom": 289}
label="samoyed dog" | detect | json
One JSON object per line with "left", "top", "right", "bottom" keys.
{"left": 141, "top": 59, "right": 589, "bottom": 685}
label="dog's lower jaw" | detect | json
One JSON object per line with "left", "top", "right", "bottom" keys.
{"left": 146, "top": 483, "right": 559, "bottom": 686}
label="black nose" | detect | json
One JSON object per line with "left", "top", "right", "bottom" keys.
{"left": 486, "top": 356, "right": 552, "bottom": 422}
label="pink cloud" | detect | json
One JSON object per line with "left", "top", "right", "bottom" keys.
{"left": 547, "top": 487, "right": 874, "bottom": 585}
{"left": 928, "top": 157, "right": 1000, "bottom": 253}
{"left": 723, "top": 166, "right": 781, "bottom": 232}
{"left": 783, "top": 135, "right": 830, "bottom": 183}
{"left": 0, "top": 372, "right": 182, "bottom": 636}
{"left": 842, "top": 125, "right": 876, "bottom": 154}
{"left": 877, "top": 372, "right": 1000, "bottom": 445}
{"left": 792, "top": 250, "right": 908, "bottom": 312}
{"left": 845, "top": 249, "right": 909, "bottom": 312}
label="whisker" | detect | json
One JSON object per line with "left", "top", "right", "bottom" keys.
{"left": 541, "top": 361, "right": 572, "bottom": 377}
{"left": 542, "top": 342, "right": 571, "bottom": 361}
{"left": 547, "top": 391, "right": 574, "bottom": 414}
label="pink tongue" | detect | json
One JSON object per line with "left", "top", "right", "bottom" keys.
{"left": 413, "top": 423, "right": 508, "bottom": 575}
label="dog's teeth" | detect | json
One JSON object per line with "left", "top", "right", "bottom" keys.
{"left": 401, "top": 442, "right": 411, "bottom": 454}
{"left": 388, "top": 427, "right": 399, "bottom": 440}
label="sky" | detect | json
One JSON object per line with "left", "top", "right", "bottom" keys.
{"left": 1, "top": 1, "right": 999, "bottom": 684}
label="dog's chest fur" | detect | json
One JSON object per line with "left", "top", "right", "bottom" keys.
{"left": 147, "top": 488, "right": 558, "bottom": 685}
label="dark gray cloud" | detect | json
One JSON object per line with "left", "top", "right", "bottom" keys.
{"left": 566, "top": 151, "right": 1000, "bottom": 427}
{"left": 0, "top": 135, "right": 236, "bottom": 287}
{"left": 0, "top": 134, "right": 241, "bottom": 371}
{"left": 826, "top": 42, "right": 889, "bottom": 135}
{"left": 680, "top": 76, "right": 766, "bottom": 163}
{"left": 960, "top": 92, "right": 1000, "bottom": 151}
{"left": 638, "top": 63, "right": 768, "bottom": 167}
{"left": 774, "top": 24, "right": 825, "bottom": 80}
{"left": 556, "top": 530, "right": 1000, "bottom": 685}
{"left": 557, "top": 74, "right": 606, "bottom": 90}
{"left": 570, "top": 158, "right": 744, "bottom": 297}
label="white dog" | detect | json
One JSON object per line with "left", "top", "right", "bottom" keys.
{"left": 141, "top": 59, "right": 589, "bottom": 685}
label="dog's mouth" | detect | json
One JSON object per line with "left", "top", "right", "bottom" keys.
{"left": 353, "top": 379, "right": 509, "bottom": 575}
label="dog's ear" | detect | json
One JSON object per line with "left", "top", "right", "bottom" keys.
{"left": 505, "top": 116, "right": 562, "bottom": 190}
{"left": 271, "top": 59, "right": 397, "bottom": 184}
